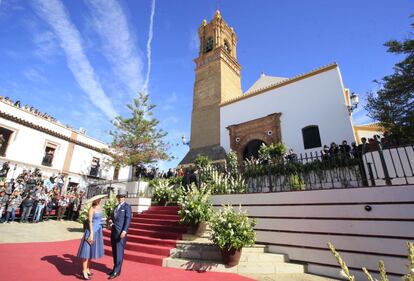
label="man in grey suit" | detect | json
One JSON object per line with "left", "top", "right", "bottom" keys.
{"left": 107, "top": 191, "right": 132, "bottom": 279}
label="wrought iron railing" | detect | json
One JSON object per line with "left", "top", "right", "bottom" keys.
{"left": 201, "top": 144, "right": 414, "bottom": 194}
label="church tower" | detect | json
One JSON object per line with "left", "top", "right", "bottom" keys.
{"left": 181, "top": 10, "right": 242, "bottom": 165}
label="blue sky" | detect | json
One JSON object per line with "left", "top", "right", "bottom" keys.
{"left": 0, "top": 0, "right": 412, "bottom": 169}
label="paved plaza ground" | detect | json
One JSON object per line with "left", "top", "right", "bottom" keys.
{"left": 0, "top": 220, "right": 337, "bottom": 281}
{"left": 0, "top": 220, "right": 83, "bottom": 243}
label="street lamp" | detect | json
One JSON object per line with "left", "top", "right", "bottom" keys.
{"left": 347, "top": 92, "right": 359, "bottom": 114}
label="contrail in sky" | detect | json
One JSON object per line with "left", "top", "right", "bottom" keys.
{"left": 142, "top": 0, "right": 156, "bottom": 93}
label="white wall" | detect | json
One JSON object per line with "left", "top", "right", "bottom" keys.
{"left": 0, "top": 117, "right": 69, "bottom": 171}
{"left": 211, "top": 185, "right": 414, "bottom": 281}
{"left": 220, "top": 67, "right": 356, "bottom": 155}
{"left": 70, "top": 145, "right": 114, "bottom": 180}
{"left": 0, "top": 101, "right": 131, "bottom": 182}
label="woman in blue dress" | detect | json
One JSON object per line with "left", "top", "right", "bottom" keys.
{"left": 77, "top": 194, "right": 106, "bottom": 280}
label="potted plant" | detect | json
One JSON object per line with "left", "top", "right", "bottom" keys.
{"left": 152, "top": 180, "right": 173, "bottom": 206}
{"left": 210, "top": 205, "right": 256, "bottom": 266}
{"left": 178, "top": 183, "right": 212, "bottom": 233}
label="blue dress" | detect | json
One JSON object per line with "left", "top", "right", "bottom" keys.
{"left": 77, "top": 210, "right": 104, "bottom": 259}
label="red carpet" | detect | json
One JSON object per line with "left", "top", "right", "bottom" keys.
{"left": 103, "top": 206, "right": 187, "bottom": 266}
{"left": 0, "top": 239, "right": 253, "bottom": 281}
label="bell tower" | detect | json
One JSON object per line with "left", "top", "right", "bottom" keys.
{"left": 181, "top": 10, "right": 242, "bottom": 165}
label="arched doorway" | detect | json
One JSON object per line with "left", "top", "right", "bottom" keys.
{"left": 243, "top": 139, "right": 265, "bottom": 160}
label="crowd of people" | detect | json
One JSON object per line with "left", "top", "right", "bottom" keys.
{"left": 320, "top": 136, "right": 385, "bottom": 161}
{"left": 0, "top": 165, "right": 84, "bottom": 224}
{"left": 0, "top": 96, "right": 75, "bottom": 130}
{"left": 135, "top": 165, "right": 184, "bottom": 179}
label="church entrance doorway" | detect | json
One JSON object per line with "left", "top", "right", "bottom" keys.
{"left": 243, "top": 139, "right": 265, "bottom": 160}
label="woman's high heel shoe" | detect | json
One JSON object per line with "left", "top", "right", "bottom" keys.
{"left": 87, "top": 272, "right": 94, "bottom": 276}
{"left": 82, "top": 271, "right": 91, "bottom": 280}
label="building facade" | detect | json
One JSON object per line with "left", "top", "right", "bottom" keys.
{"left": 0, "top": 99, "right": 131, "bottom": 191}
{"left": 180, "top": 11, "right": 380, "bottom": 165}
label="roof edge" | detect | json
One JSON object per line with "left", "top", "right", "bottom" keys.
{"left": 221, "top": 62, "right": 338, "bottom": 107}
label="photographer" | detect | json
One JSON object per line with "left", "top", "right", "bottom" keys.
{"left": 0, "top": 189, "right": 8, "bottom": 223}
{"left": 33, "top": 189, "right": 48, "bottom": 223}
{"left": 21, "top": 193, "right": 34, "bottom": 223}
{"left": 5, "top": 190, "right": 21, "bottom": 223}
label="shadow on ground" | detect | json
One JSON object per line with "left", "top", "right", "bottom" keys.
{"left": 41, "top": 254, "right": 111, "bottom": 279}
{"left": 66, "top": 227, "right": 83, "bottom": 233}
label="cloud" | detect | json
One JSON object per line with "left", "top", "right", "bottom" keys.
{"left": 32, "top": 30, "right": 60, "bottom": 61}
{"left": 23, "top": 68, "right": 48, "bottom": 83}
{"left": 142, "top": 0, "right": 156, "bottom": 92}
{"left": 84, "top": 0, "right": 144, "bottom": 96}
{"left": 32, "top": 0, "right": 117, "bottom": 119}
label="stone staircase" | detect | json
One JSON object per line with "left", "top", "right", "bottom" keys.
{"left": 163, "top": 225, "right": 306, "bottom": 275}
{"left": 103, "top": 205, "right": 186, "bottom": 266}
{"left": 103, "top": 206, "right": 335, "bottom": 280}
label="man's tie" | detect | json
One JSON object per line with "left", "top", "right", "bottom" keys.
{"left": 114, "top": 204, "right": 120, "bottom": 218}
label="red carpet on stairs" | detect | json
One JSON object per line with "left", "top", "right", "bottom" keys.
{"left": 103, "top": 205, "right": 186, "bottom": 266}
{"left": 0, "top": 239, "right": 253, "bottom": 281}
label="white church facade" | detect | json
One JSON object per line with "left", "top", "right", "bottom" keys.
{"left": 180, "top": 10, "right": 380, "bottom": 165}
{"left": 220, "top": 63, "right": 356, "bottom": 158}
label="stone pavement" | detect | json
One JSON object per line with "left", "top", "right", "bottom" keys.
{"left": 0, "top": 220, "right": 83, "bottom": 243}
{"left": 244, "top": 273, "right": 337, "bottom": 281}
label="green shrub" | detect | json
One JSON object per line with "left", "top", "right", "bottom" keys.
{"left": 194, "top": 155, "right": 212, "bottom": 168}
{"left": 259, "top": 143, "right": 287, "bottom": 163}
{"left": 210, "top": 205, "right": 256, "bottom": 251}
{"left": 289, "top": 174, "right": 305, "bottom": 190}
{"left": 178, "top": 184, "right": 212, "bottom": 225}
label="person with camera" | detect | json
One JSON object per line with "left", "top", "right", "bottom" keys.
{"left": 44, "top": 192, "right": 57, "bottom": 221}
{"left": 57, "top": 195, "right": 69, "bottom": 221}
{"left": 20, "top": 193, "right": 34, "bottom": 223}
{"left": 0, "top": 188, "right": 8, "bottom": 223}
{"left": 33, "top": 189, "right": 48, "bottom": 223}
{"left": 5, "top": 190, "right": 21, "bottom": 223}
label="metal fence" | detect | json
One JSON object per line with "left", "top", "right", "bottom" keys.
{"left": 204, "top": 144, "right": 414, "bottom": 193}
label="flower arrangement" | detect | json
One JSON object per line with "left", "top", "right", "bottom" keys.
{"left": 103, "top": 192, "right": 117, "bottom": 218}
{"left": 152, "top": 180, "right": 173, "bottom": 206}
{"left": 78, "top": 203, "right": 91, "bottom": 224}
{"left": 177, "top": 183, "right": 212, "bottom": 225}
{"left": 209, "top": 205, "right": 256, "bottom": 251}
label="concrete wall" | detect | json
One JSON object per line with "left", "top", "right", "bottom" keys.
{"left": 220, "top": 67, "right": 356, "bottom": 155}
{"left": 211, "top": 185, "right": 414, "bottom": 281}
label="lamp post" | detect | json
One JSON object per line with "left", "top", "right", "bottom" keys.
{"left": 347, "top": 92, "right": 359, "bottom": 114}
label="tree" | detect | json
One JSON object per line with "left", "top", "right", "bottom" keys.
{"left": 365, "top": 19, "right": 414, "bottom": 144}
{"left": 108, "top": 92, "right": 170, "bottom": 167}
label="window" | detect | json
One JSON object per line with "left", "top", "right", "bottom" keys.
{"left": 0, "top": 127, "right": 14, "bottom": 157}
{"left": 113, "top": 165, "right": 120, "bottom": 180}
{"left": 42, "top": 143, "right": 57, "bottom": 167}
{"left": 90, "top": 157, "right": 100, "bottom": 177}
{"left": 302, "top": 125, "right": 322, "bottom": 149}
{"left": 205, "top": 37, "right": 213, "bottom": 53}
{"left": 224, "top": 40, "right": 231, "bottom": 53}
